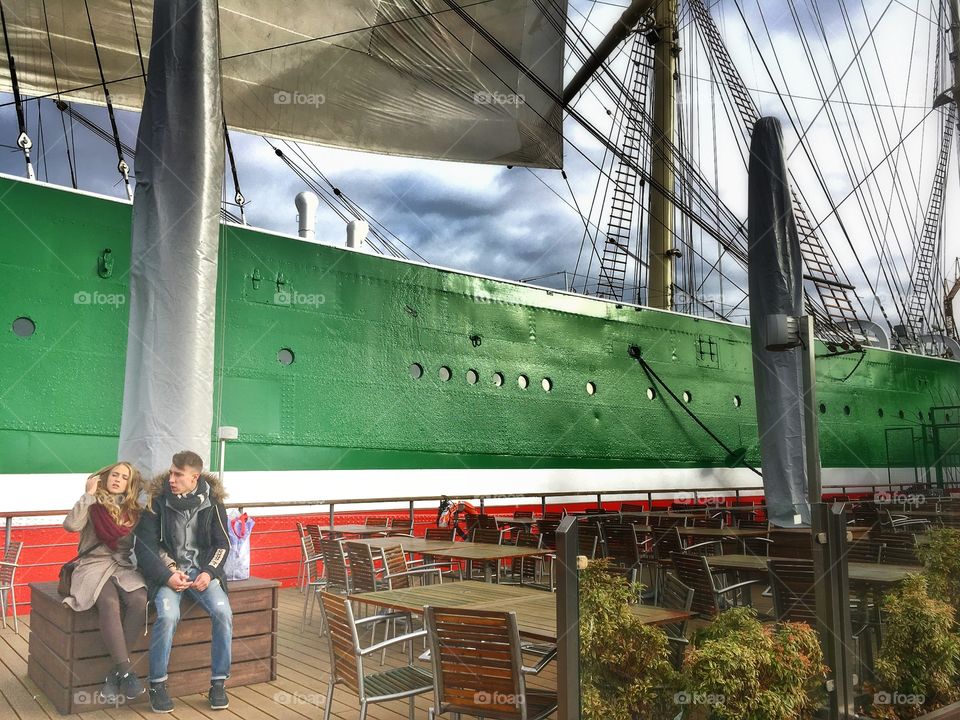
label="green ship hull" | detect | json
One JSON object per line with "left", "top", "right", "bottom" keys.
{"left": 1, "top": 174, "right": 958, "bottom": 508}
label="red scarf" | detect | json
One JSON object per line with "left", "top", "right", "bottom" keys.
{"left": 89, "top": 503, "right": 132, "bottom": 551}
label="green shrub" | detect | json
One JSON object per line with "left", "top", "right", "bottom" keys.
{"left": 916, "top": 527, "right": 960, "bottom": 612}
{"left": 871, "top": 574, "right": 960, "bottom": 718}
{"left": 579, "top": 560, "right": 678, "bottom": 720}
{"left": 682, "top": 607, "right": 825, "bottom": 720}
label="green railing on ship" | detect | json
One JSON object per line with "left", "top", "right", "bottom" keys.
{"left": 0, "top": 480, "right": 931, "bottom": 552}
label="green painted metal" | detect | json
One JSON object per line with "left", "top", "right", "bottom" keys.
{"left": 1, "top": 176, "right": 958, "bottom": 475}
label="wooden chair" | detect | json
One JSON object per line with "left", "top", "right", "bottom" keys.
{"left": 471, "top": 528, "right": 503, "bottom": 545}
{"left": 577, "top": 521, "right": 605, "bottom": 558}
{"left": 300, "top": 533, "right": 326, "bottom": 630}
{"left": 767, "top": 558, "right": 818, "bottom": 624}
{"left": 319, "top": 592, "right": 432, "bottom": 720}
{"left": 542, "top": 511, "right": 565, "bottom": 521}
{"left": 603, "top": 523, "right": 641, "bottom": 582}
{"left": 423, "top": 606, "right": 557, "bottom": 719}
{"left": 364, "top": 517, "right": 391, "bottom": 529}
{"left": 844, "top": 538, "right": 884, "bottom": 564}
{"left": 513, "top": 510, "right": 535, "bottom": 519}
{"left": 506, "top": 531, "right": 543, "bottom": 585}
{"left": 620, "top": 502, "right": 647, "bottom": 513}
{"left": 320, "top": 538, "right": 351, "bottom": 594}
{"left": 879, "top": 509, "right": 930, "bottom": 534}
{"left": 476, "top": 514, "right": 500, "bottom": 530}
{"left": 0, "top": 541, "right": 23, "bottom": 634}
{"left": 424, "top": 527, "right": 456, "bottom": 542}
{"left": 535, "top": 520, "right": 559, "bottom": 550}
{"left": 658, "top": 574, "right": 695, "bottom": 669}
{"left": 671, "top": 552, "right": 760, "bottom": 618}
{"left": 768, "top": 530, "right": 814, "bottom": 559}
{"left": 380, "top": 545, "right": 449, "bottom": 589}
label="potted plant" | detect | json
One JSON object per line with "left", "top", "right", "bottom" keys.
{"left": 579, "top": 560, "right": 679, "bottom": 720}
{"left": 865, "top": 574, "right": 960, "bottom": 719}
{"left": 680, "top": 607, "right": 825, "bottom": 720}
{"left": 916, "top": 527, "right": 960, "bottom": 613}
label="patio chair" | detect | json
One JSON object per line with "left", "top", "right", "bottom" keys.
{"left": 658, "top": 574, "right": 695, "bottom": 669}
{"left": 0, "top": 541, "right": 23, "bottom": 634}
{"left": 423, "top": 606, "right": 557, "bottom": 719}
{"left": 300, "top": 533, "right": 326, "bottom": 630}
{"left": 844, "top": 538, "right": 884, "bottom": 564}
{"left": 476, "top": 514, "right": 500, "bottom": 530}
{"left": 620, "top": 502, "right": 648, "bottom": 513}
{"left": 603, "top": 523, "right": 642, "bottom": 582}
{"left": 513, "top": 510, "right": 535, "bottom": 519}
{"left": 471, "top": 528, "right": 503, "bottom": 544}
{"left": 319, "top": 592, "right": 432, "bottom": 720}
{"left": 320, "top": 538, "right": 351, "bottom": 594}
{"left": 542, "top": 511, "right": 565, "bottom": 521}
{"left": 505, "top": 531, "right": 543, "bottom": 585}
{"left": 365, "top": 517, "right": 391, "bottom": 527}
{"left": 671, "top": 552, "right": 760, "bottom": 618}
{"left": 880, "top": 509, "right": 930, "bottom": 534}
{"left": 424, "top": 527, "right": 457, "bottom": 542}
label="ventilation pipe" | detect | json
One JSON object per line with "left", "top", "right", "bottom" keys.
{"left": 295, "top": 191, "right": 319, "bottom": 241}
{"left": 346, "top": 219, "right": 369, "bottom": 250}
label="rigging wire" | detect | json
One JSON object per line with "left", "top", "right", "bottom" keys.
{"left": 82, "top": 0, "right": 131, "bottom": 200}
{"left": 0, "top": 0, "right": 34, "bottom": 179}
{"left": 40, "top": 0, "right": 76, "bottom": 188}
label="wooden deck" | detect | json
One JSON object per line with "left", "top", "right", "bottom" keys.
{"left": 0, "top": 586, "right": 556, "bottom": 720}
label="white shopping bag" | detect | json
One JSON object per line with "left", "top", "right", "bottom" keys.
{"left": 225, "top": 510, "right": 255, "bottom": 581}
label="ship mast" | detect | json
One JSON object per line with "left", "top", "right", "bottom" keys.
{"left": 647, "top": 0, "right": 679, "bottom": 311}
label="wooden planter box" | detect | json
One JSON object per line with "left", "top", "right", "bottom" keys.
{"left": 915, "top": 701, "right": 960, "bottom": 719}
{"left": 27, "top": 577, "right": 279, "bottom": 715}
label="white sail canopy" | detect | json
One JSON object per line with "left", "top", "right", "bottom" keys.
{"left": 0, "top": 0, "right": 566, "bottom": 168}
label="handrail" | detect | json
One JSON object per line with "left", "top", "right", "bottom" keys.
{"left": 1, "top": 479, "right": 943, "bottom": 552}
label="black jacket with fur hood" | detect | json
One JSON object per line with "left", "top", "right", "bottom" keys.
{"left": 134, "top": 471, "right": 231, "bottom": 599}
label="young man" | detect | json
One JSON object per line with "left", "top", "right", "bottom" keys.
{"left": 134, "top": 450, "right": 232, "bottom": 713}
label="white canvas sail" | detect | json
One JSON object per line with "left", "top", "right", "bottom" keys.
{"left": 0, "top": 0, "right": 565, "bottom": 168}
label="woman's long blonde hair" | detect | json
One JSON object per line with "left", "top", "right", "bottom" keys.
{"left": 92, "top": 462, "right": 143, "bottom": 527}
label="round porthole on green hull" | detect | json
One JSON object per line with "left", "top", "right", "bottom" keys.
{"left": 277, "top": 348, "right": 295, "bottom": 365}
{"left": 12, "top": 317, "right": 35, "bottom": 337}
{"left": 409, "top": 363, "right": 424, "bottom": 379}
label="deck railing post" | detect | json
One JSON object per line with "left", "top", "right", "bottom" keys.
{"left": 408, "top": 500, "right": 414, "bottom": 530}
{"left": 4, "top": 517, "right": 10, "bottom": 554}
{"left": 556, "top": 515, "right": 579, "bottom": 720}
{"left": 541, "top": 496, "right": 547, "bottom": 516}
{"left": 328, "top": 504, "right": 335, "bottom": 531}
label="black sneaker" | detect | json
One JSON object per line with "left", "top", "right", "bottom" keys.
{"left": 208, "top": 680, "right": 229, "bottom": 710}
{"left": 149, "top": 681, "right": 174, "bottom": 713}
{"left": 119, "top": 670, "right": 145, "bottom": 700}
{"left": 98, "top": 670, "right": 120, "bottom": 704}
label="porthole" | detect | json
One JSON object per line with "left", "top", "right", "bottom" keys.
{"left": 733, "top": 395, "right": 742, "bottom": 408}
{"left": 466, "top": 369, "right": 479, "bottom": 385}
{"left": 12, "top": 317, "right": 35, "bottom": 337}
{"left": 646, "top": 387, "right": 657, "bottom": 401}
{"left": 277, "top": 348, "right": 295, "bottom": 365}
{"left": 439, "top": 366, "right": 452, "bottom": 382}
{"left": 819, "top": 403, "right": 827, "bottom": 414}
{"left": 878, "top": 408, "right": 884, "bottom": 418}
{"left": 409, "top": 363, "right": 424, "bottom": 380}
{"left": 518, "top": 374, "right": 529, "bottom": 389}
{"left": 682, "top": 391, "right": 692, "bottom": 404}
{"left": 541, "top": 378, "right": 553, "bottom": 392}
{"left": 493, "top": 372, "right": 504, "bottom": 387}
{"left": 586, "top": 381, "right": 597, "bottom": 396}
{"left": 843, "top": 406, "right": 851, "bottom": 416}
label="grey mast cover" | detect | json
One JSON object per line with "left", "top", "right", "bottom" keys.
{"left": 117, "top": 0, "right": 224, "bottom": 475}
{"left": 748, "top": 117, "right": 810, "bottom": 527}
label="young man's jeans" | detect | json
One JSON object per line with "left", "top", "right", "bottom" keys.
{"left": 149, "top": 568, "right": 232, "bottom": 682}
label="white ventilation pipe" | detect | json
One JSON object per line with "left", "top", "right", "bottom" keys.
{"left": 295, "top": 191, "right": 320, "bottom": 240}
{"left": 346, "top": 219, "right": 369, "bottom": 249}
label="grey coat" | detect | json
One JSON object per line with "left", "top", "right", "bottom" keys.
{"left": 61, "top": 493, "right": 145, "bottom": 612}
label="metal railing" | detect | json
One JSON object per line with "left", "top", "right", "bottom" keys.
{"left": 0, "top": 479, "right": 933, "bottom": 552}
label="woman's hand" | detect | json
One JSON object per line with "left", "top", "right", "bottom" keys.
{"left": 85, "top": 473, "right": 99, "bottom": 495}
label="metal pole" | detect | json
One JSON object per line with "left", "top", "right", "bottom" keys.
{"left": 556, "top": 516, "right": 580, "bottom": 720}
{"left": 802, "top": 315, "right": 855, "bottom": 719}
{"left": 217, "top": 437, "right": 227, "bottom": 490}
{"left": 562, "top": 0, "right": 656, "bottom": 105}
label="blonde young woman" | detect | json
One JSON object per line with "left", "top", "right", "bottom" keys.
{"left": 63, "top": 462, "right": 147, "bottom": 703}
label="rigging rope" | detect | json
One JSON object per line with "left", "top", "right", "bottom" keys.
{"left": 0, "top": 0, "right": 34, "bottom": 180}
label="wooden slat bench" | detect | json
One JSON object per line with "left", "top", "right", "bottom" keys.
{"left": 27, "top": 577, "right": 279, "bottom": 715}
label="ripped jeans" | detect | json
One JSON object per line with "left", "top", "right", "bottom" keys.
{"left": 149, "top": 569, "right": 232, "bottom": 682}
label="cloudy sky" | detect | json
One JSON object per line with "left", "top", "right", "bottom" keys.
{"left": 1, "top": 0, "right": 957, "bottom": 331}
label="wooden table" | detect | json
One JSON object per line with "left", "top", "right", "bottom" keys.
{"left": 348, "top": 536, "right": 459, "bottom": 553}
{"left": 315, "top": 524, "right": 413, "bottom": 536}
{"left": 427, "top": 544, "right": 550, "bottom": 582}
{"left": 492, "top": 516, "right": 539, "bottom": 528}
{"left": 350, "top": 580, "right": 692, "bottom": 643}
{"left": 706, "top": 554, "right": 919, "bottom": 587}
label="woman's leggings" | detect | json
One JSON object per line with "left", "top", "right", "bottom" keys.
{"left": 95, "top": 578, "right": 147, "bottom": 667}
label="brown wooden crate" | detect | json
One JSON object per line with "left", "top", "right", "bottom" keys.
{"left": 28, "top": 612, "right": 70, "bottom": 659}
{"left": 27, "top": 654, "right": 72, "bottom": 715}
{"left": 72, "top": 608, "right": 273, "bottom": 658}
